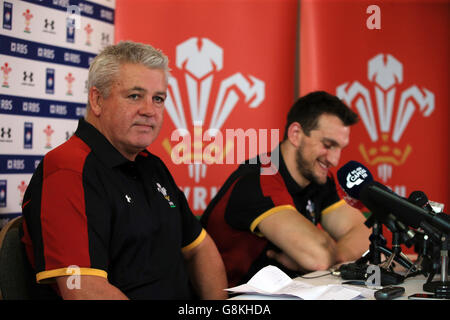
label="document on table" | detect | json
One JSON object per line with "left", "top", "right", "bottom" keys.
{"left": 226, "top": 265, "right": 376, "bottom": 300}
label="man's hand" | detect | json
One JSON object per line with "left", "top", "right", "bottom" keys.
{"left": 266, "top": 250, "right": 303, "bottom": 272}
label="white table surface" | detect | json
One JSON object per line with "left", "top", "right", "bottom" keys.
{"left": 229, "top": 269, "right": 439, "bottom": 300}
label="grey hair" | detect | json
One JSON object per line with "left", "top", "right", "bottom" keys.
{"left": 86, "top": 40, "right": 169, "bottom": 110}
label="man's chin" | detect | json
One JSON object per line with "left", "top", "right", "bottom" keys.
{"left": 311, "top": 173, "right": 328, "bottom": 185}
{"left": 131, "top": 138, "right": 154, "bottom": 152}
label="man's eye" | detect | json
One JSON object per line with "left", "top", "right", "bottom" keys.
{"left": 153, "top": 96, "right": 165, "bottom": 104}
{"left": 128, "top": 94, "right": 141, "bottom": 100}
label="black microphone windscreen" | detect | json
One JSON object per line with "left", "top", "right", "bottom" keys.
{"left": 408, "top": 191, "right": 429, "bottom": 208}
{"left": 337, "top": 161, "right": 374, "bottom": 199}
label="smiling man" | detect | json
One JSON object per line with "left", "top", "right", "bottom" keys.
{"left": 21, "top": 41, "right": 227, "bottom": 300}
{"left": 201, "top": 91, "right": 371, "bottom": 286}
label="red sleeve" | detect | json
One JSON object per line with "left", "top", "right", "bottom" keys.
{"left": 225, "top": 171, "right": 296, "bottom": 232}
{"left": 32, "top": 137, "right": 107, "bottom": 283}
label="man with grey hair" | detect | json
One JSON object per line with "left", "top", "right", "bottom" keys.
{"left": 21, "top": 41, "right": 228, "bottom": 300}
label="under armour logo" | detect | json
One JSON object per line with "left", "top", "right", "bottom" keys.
{"left": 23, "top": 71, "right": 33, "bottom": 82}
{"left": 1, "top": 127, "right": 11, "bottom": 138}
{"left": 125, "top": 194, "right": 132, "bottom": 203}
{"left": 101, "top": 33, "right": 109, "bottom": 42}
{"left": 44, "top": 19, "right": 55, "bottom": 30}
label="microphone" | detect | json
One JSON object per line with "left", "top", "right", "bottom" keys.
{"left": 408, "top": 190, "right": 435, "bottom": 213}
{"left": 337, "top": 161, "right": 450, "bottom": 234}
{"left": 336, "top": 160, "right": 374, "bottom": 210}
{"left": 408, "top": 191, "right": 445, "bottom": 244}
{"left": 336, "top": 162, "right": 416, "bottom": 246}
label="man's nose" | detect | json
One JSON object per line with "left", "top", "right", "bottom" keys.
{"left": 327, "top": 148, "right": 341, "bottom": 167}
{"left": 139, "top": 98, "right": 157, "bottom": 116}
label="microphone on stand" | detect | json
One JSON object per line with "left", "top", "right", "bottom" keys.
{"left": 336, "top": 161, "right": 450, "bottom": 234}
{"left": 337, "top": 160, "right": 450, "bottom": 297}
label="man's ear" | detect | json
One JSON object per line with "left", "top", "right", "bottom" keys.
{"left": 88, "top": 86, "right": 103, "bottom": 116}
{"left": 287, "top": 122, "right": 304, "bottom": 148}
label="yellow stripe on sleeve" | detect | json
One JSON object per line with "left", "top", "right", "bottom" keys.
{"left": 181, "top": 228, "right": 206, "bottom": 253}
{"left": 36, "top": 267, "right": 107, "bottom": 283}
{"left": 321, "top": 199, "right": 346, "bottom": 216}
{"left": 250, "top": 204, "right": 297, "bottom": 236}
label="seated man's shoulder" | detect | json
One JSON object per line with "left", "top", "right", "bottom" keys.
{"left": 43, "top": 135, "right": 92, "bottom": 174}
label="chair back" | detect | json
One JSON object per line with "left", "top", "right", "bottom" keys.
{"left": 0, "top": 216, "right": 34, "bottom": 299}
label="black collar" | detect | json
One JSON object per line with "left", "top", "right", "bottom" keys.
{"left": 277, "top": 145, "right": 321, "bottom": 198}
{"left": 74, "top": 118, "right": 132, "bottom": 169}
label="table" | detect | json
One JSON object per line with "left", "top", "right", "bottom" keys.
{"left": 229, "top": 270, "right": 440, "bottom": 300}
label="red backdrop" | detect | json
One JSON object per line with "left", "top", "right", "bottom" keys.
{"left": 115, "top": 1, "right": 449, "bottom": 249}
{"left": 299, "top": 0, "right": 450, "bottom": 252}
{"left": 299, "top": 0, "right": 449, "bottom": 207}
{"left": 115, "top": 0, "right": 298, "bottom": 215}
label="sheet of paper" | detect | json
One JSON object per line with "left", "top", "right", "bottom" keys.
{"left": 342, "top": 285, "right": 376, "bottom": 299}
{"left": 247, "top": 264, "right": 294, "bottom": 292}
{"left": 226, "top": 265, "right": 370, "bottom": 300}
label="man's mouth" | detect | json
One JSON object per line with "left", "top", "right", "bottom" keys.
{"left": 317, "top": 160, "right": 329, "bottom": 171}
{"left": 134, "top": 123, "right": 154, "bottom": 129}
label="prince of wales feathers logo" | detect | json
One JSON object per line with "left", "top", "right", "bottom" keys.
{"left": 156, "top": 183, "right": 176, "bottom": 208}
{"left": 336, "top": 53, "right": 434, "bottom": 195}
{"left": 162, "top": 37, "right": 265, "bottom": 183}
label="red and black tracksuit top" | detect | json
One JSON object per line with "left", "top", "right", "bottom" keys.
{"left": 201, "top": 148, "right": 344, "bottom": 287}
{"left": 21, "top": 118, "right": 205, "bottom": 299}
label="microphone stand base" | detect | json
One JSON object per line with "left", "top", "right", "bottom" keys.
{"left": 423, "top": 281, "right": 450, "bottom": 299}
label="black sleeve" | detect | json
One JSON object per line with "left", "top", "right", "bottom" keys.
{"left": 156, "top": 156, "right": 203, "bottom": 248}
{"left": 315, "top": 175, "right": 343, "bottom": 223}
{"left": 320, "top": 175, "right": 341, "bottom": 211}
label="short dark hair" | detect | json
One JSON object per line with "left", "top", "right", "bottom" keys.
{"left": 283, "top": 91, "right": 359, "bottom": 140}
